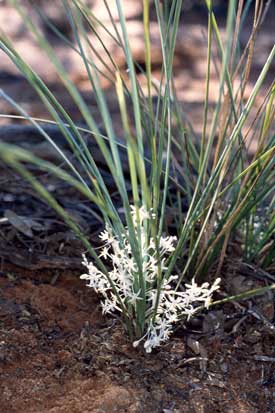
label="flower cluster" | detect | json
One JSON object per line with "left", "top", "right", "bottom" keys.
{"left": 81, "top": 206, "right": 220, "bottom": 353}
{"left": 136, "top": 276, "right": 221, "bottom": 352}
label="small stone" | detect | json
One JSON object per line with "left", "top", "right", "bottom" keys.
{"left": 95, "top": 385, "right": 133, "bottom": 412}
{"left": 220, "top": 362, "right": 228, "bottom": 373}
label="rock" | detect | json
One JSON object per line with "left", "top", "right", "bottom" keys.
{"left": 93, "top": 385, "right": 133, "bottom": 412}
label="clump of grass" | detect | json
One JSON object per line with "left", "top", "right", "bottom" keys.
{"left": 0, "top": 0, "right": 274, "bottom": 351}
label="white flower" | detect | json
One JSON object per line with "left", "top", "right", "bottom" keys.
{"left": 80, "top": 206, "right": 221, "bottom": 354}
{"left": 101, "top": 299, "right": 116, "bottom": 314}
{"left": 99, "top": 246, "right": 109, "bottom": 259}
{"left": 159, "top": 235, "right": 177, "bottom": 253}
{"left": 99, "top": 227, "right": 115, "bottom": 244}
{"left": 127, "top": 289, "right": 142, "bottom": 305}
{"left": 130, "top": 205, "right": 152, "bottom": 225}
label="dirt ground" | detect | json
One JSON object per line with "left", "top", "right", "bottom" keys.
{"left": 0, "top": 2, "right": 275, "bottom": 412}
{"left": 0, "top": 262, "right": 275, "bottom": 413}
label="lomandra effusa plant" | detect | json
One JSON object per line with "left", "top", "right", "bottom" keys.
{"left": 0, "top": 0, "right": 274, "bottom": 352}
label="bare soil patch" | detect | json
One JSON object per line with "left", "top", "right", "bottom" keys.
{"left": 0, "top": 262, "right": 275, "bottom": 413}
